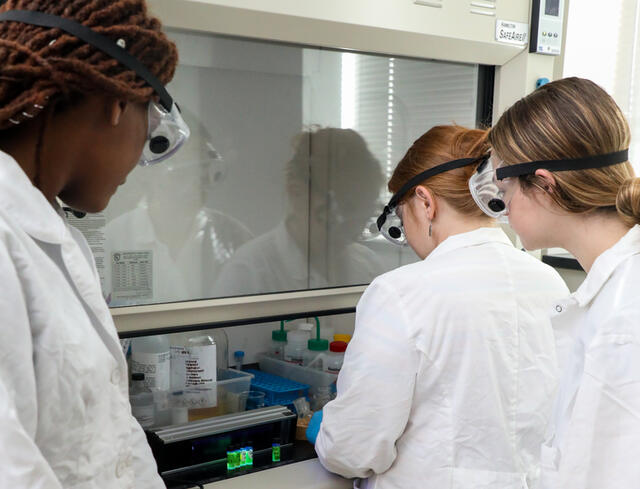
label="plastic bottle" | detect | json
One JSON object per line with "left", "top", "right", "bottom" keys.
{"left": 211, "top": 329, "right": 229, "bottom": 370}
{"left": 234, "top": 350, "right": 245, "bottom": 371}
{"left": 284, "top": 330, "right": 308, "bottom": 365}
{"left": 296, "top": 322, "right": 314, "bottom": 339}
{"left": 171, "top": 334, "right": 218, "bottom": 421}
{"left": 333, "top": 334, "right": 352, "bottom": 344}
{"left": 325, "top": 341, "right": 347, "bottom": 374}
{"left": 130, "top": 373, "right": 155, "bottom": 428}
{"left": 271, "top": 322, "right": 288, "bottom": 359}
{"left": 131, "top": 335, "right": 170, "bottom": 391}
{"left": 304, "top": 336, "right": 329, "bottom": 370}
{"left": 303, "top": 317, "right": 329, "bottom": 369}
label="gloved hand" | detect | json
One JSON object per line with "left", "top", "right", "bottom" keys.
{"left": 306, "top": 409, "right": 323, "bottom": 445}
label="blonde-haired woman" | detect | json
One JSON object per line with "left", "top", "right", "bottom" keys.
{"left": 310, "top": 125, "right": 568, "bottom": 489}
{"left": 471, "top": 77, "right": 640, "bottom": 488}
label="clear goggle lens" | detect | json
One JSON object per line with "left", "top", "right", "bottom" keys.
{"left": 378, "top": 206, "right": 407, "bottom": 246}
{"left": 468, "top": 156, "right": 511, "bottom": 218}
{"left": 139, "top": 101, "right": 191, "bottom": 166}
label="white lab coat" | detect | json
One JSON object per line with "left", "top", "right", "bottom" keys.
{"left": 0, "top": 151, "right": 163, "bottom": 488}
{"left": 316, "top": 227, "right": 569, "bottom": 489}
{"left": 104, "top": 202, "right": 253, "bottom": 305}
{"left": 540, "top": 225, "right": 640, "bottom": 489}
{"left": 213, "top": 221, "right": 383, "bottom": 296}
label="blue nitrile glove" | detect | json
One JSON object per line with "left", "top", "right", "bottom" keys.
{"left": 306, "top": 410, "right": 323, "bottom": 445}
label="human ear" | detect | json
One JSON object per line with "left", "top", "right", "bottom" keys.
{"left": 414, "top": 185, "right": 436, "bottom": 220}
{"left": 108, "top": 99, "right": 129, "bottom": 127}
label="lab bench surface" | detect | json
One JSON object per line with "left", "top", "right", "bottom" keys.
{"left": 204, "top": 459, "right": 353, "bottom": 489}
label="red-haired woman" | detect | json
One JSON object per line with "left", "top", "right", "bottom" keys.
{"left": 309, "top": 125, "right": 569, "bottom": 489}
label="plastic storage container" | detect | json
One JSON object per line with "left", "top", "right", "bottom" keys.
{"left": 258, "top": 354, "right": 336, "bottom": 390}
{"left": 245, "top": 369, "right": 310, "bottom": 407}
{"left": 169, "top": 368, "right": 253, "bottom": 422}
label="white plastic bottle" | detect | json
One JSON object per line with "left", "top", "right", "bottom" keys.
{"left": 325, "top": 341, "right": 347, "bottom": 374}
{"left": 270, "top": 329, "right": 288, "bottom": 359}
{"left": 284, "top": 330, "right": 308, "bottom": 365}
{"left": 171, "top": 334, "right": 218, "bottom": 421}
{"left": 130, "top": 373, "right": 155, "bottom": 428}
{"left": 131, "top": 335, "right": 171, "bottom": 391}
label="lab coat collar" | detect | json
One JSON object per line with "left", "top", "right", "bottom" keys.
{"left": 0, "top": 150, "right": 67, "bottom": 244}
{"left": 427, "top": 226, "right": 513, "bottom": 262}
{"left": 572, "top": 225, "right": 640, "bottom": 307}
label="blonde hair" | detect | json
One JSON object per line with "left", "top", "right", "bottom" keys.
{"left": 489, "top": 77, "right": 639, "bottom": 227}
{"left": 389, "top": 125, "right": 491, "bottom": 218}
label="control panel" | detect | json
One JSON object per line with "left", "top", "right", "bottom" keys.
{"left": 529, "top": 0, "right": 565, "bottom": 56}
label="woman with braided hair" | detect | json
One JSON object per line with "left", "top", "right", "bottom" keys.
{"left": 0, "top": 1, "right": 188, "bottom": 487}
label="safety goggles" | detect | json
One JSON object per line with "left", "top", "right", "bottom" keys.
{"left": 0, "top": 9, "right": 190, "bottom": 166}
{"left": 377, "top": 157, "right": 482, "bottom": 245}
{"left": 469, "top": 149, "right": 630, "bottom": 218}
{"left": 139, "top": 102, "right": 190, "bottom": 166}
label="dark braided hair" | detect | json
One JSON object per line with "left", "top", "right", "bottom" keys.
{"left": 0, "top": 0, "right": 178, "bottom": 130}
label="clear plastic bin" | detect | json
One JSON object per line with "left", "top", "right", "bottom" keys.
{"left": 171, "top": 368, "right": 254, "bottom": 421}
{"left": 258, "top": 354, "right": 335, "bottom": 388}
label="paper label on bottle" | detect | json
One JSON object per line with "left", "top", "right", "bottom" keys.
{"left": 131, "top": 351, "right": 170, "bottom": 391}
{"left": 171, "top": 344, "right": 217, "bottom": 407}
{"left": 131, "top": 403, "right": 155, "bottom": 428}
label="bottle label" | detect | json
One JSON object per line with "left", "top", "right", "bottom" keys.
{"left": 171, "top": 344, "right": 217, "bottom": 407}
{"left": 131, "top": 351, "right": 170, "bottom": 391}
{"left": 132, "top": 403, "right": 154, "bottom": 428}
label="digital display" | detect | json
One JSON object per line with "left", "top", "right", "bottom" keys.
{"left": 545, "top": 0, "right": 560, "bottom": 16}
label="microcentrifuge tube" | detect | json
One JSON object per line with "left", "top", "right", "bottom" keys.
{"left": 246, "top": 446, "right": 254, "bottom": 466}
{"left": 272, "top": 443, "right": 281, "bottom": 462}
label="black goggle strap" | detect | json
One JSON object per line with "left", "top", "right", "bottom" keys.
{"left": 0, "top": 10, "right": 173, "bottom": 111}
{"left": 495, "top": 149, "right": 629, "bottom": 181}
{"left": 377, "top": 157, "right": 481, "bottom": 231}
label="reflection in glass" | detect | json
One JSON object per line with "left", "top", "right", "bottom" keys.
{"left": 213, "top": 128, "right": 384, "bottom": 296}
{"left": 93, "top": 30, "right": 480, "bottom": 306}
{"left": 103, "top": 108, "right": 253, "bottom": 306}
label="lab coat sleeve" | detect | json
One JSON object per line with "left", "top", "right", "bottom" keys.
{"left": 129, "top": 415, "right": 165, "bottom": 488}
{"left": 557, "top": 314, "right": 640, "bottom": 489}
{"left": 0, "top": 242, "right": 64, "bottom": 489}
{"left": 315, "top": 278, "right": 419, "bottom": 479}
